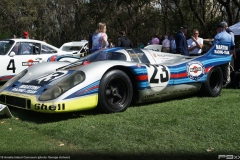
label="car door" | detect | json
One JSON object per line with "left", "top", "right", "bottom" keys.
{"left": 2, "top": 42, "right": 41, "bottom": 77}
{"left": 1, "top": 42, "right": 57, "bottom": 79}
{"left": 0, "top": 41, "right": 61, "bottom": 81}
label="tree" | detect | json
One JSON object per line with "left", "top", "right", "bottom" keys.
{"left": 0, "top": 0, "right": 239, "bottom": 47}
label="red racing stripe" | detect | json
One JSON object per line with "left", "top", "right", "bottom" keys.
{"left": 170, "top": 72, "right": 188, "bottom": 78}
{"left": 0, "top": 75, "right": 14, "bottom": 81}
{"left": 205, "top": 67, "right": 212, "bottom": 73}
{"left": 170, "top": 66, "right": 212, "bottom": 79}
{"left": 50, "top": 55, "right": 57, "bottom": 62}
{"left": 135, "top": 75, "right": 148, "bottom": 81}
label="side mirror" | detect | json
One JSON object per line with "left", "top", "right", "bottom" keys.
{"left": 9, "top": 52, "right": 16, "bottom": 57}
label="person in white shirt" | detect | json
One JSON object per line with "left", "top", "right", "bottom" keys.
{"left": 187, "top": 29, "right": 203, "bottom": 56}
{"left": 162, "top": 35, "right": 170, "bottom": 52}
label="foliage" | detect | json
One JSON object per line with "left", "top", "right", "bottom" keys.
{"left": 0, "top": 0, "right": 239, "bottom": 47}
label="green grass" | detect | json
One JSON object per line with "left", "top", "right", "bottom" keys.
{"left": 0, "top": 89, "right": 240, "bottom": 160}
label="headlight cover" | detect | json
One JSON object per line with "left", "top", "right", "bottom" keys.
{"left": 39, "top": 70, "right": 85, "bottom": 101}
{"left": 0, "top": 69, "right": 28, "bottom": 92}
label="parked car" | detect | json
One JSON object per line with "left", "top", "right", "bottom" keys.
{"left": 59, "top": 41, "right": 88, "bottom": 58}
{"left": 0, "top": 39, "right": 69, "bottom": 81}
{"left": 0, "top": 42, "right": 231, "bottom": 114}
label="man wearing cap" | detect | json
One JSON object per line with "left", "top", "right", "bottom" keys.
{"left": 213, "top": 23, "right": 234, "bottom": 46}
{"left": 221, "top": 21, "right": 236, "bottom": 58}
{"left": 221, "top": 21, "right": 235, "bottom": 41}
{"left": 220, "top": 21, "right": 237, "bottom": 85}
{"left": 213, "top": 23, "right": 235, "bottom": 86}
{"left": 175, "top": 25, "right": 189, "bottom": 55}
{"left": 22, "top": 31, "right": 29, "bottom": 39}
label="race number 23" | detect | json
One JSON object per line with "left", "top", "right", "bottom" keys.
{"left": 7, "top": 59, "right": 16, "bottom": 73}
{"left": 145, "top": 64, "right": 170, "bottom": 87}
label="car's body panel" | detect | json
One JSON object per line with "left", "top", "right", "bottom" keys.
{"left": 0, "top": 43, "right": 232, "bottom": 113}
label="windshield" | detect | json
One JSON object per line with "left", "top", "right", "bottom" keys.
{"left": 60, "top": 49, "right": 127, "bottom": 70}
{"left": 61, "top": 46, "right": 83, "bottom": 51}
{"left": 0, "top": 40, "right": 15, "bottom": 55}
{"left": 83, "top": 49, "right": 127, "bottom": 62}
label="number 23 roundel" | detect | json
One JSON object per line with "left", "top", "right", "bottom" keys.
{"left": 145, "top": 64, "right": 170, "bottom": 91}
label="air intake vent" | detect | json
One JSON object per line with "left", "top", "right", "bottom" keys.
{"left": 4, "top": 95, "right": 31, "bottom": 109}
{"left": 0, "top": 95, "right": 5, "bottom": 103}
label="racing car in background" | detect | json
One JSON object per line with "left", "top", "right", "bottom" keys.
{"left": 0, "top": 39, "right": 71, "bottom": 82}
{"left": 59, "top": 41, "right": 88, "bottom": 58}
{"left": 0, "top": 42, "right": 231, "bottom": 114}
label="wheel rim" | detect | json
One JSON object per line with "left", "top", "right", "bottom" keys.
{"left": 105, "top": 77, "right": 129, "bottom": 110}
{"left": 209, "top": 70, "right": 221, "bottom": 92}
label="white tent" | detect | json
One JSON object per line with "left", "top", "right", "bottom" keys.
{"left": 229, "top": 22, "right": 240, "bottom": 35}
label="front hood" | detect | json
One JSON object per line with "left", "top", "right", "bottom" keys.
{"left": 26, "top": 70, "right": 74, "bottom": 85}
{"left": 5, "top": 70, "right": 75, "bottom": 96}
{"left": 18, "top": 61, "right": 70, "bottom": 82}
{"left": 3, "top": 61, "right": 72, "bottom": 95}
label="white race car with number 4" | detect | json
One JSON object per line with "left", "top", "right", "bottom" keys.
{"left": 0, "top": 39, "right": 69, "bottom": 81}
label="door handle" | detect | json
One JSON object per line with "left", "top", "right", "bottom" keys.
{"left": 35, "top": 58, "right": 42, "bottom": 60}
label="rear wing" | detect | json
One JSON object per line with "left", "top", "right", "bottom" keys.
{"left": 205, "top": 42, "right": 232, "bottom": 56}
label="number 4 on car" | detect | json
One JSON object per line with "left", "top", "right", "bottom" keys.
{"left": 0, "top": 39, "right": 71, "bottom": 81}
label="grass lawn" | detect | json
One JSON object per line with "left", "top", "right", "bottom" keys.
{"left": 0, "top": 88, "right": 239, "bottom": 160}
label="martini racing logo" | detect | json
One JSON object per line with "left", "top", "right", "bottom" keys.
{"left": 214, "top": 45, "right": 230, "bottom": 54}
{"left": 22, "top": 59, "right": 39, "bottom": 67}
{"left": 187, "top": 61, "right": 205, "bottom": 81}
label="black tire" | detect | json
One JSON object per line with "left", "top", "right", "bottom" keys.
{"left": 200, "top": 66, "right": 223, "bottom": 97}
{"left": 98, "top": 70, "right": 133, "bottom": 113}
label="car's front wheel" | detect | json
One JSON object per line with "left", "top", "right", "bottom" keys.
{"left": 98, "top": 70, "right": 133, "bottom": 113}
{"left": 200, "top": 66, "right": 223, "bottom": 97}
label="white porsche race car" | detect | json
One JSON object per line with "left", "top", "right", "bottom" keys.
{"left": 0, "top": 39, "right": 69, "bottom": 82}
{"left": 0, "top": 42, "right": 232, "bottom": 114}
{"left": 59, "top": 41, "right": 88, "bottom": 58}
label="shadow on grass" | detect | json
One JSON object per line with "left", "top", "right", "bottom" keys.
{"left": 7, "top": 106, "right": 100, "bottom": 124}
{"left": 3, "top": 92, "right": 211, "bottom": 124}
{"left": 130, "top": 92, "right": 204, "bottom": 108}
{"left": 0, "top": 114, "right": 10, "bottom": 120}
{"left": 0, "top": 81, "right": 6, "bottom": 86}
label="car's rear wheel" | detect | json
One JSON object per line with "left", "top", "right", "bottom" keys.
{"left": 200, "top": 66, "right": 223, "bottom": 97}
{"left": 98, "top": 70, "right": 133, "bottom": 113}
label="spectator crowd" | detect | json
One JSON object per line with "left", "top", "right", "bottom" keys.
{"left": 13, "top": 21, "right": 238, "bottom": 85}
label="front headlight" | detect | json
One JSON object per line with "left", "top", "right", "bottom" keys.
{"left": 0, "top": 69, "right": 28, "bottom": 92}
{"left": 52, "top": 86, "right": 63, "bottom": 98}
{"left": 39, "top": 70, "right": 85, "bottom": 101}
{"left": 73, "top": 73, "right": 85, "bottom": 85}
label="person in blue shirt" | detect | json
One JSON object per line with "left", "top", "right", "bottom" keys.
{"left": 175, "top": 25, "right": 189, "bottom": 55}
{"left": 220, "top": 22, "right": 236, "bottom": 85}
{"left": 213, "top": 24, "right": 234, "bottom": 46}
{"left": 213, "top": 23, "right": 235, "bottom": 86}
